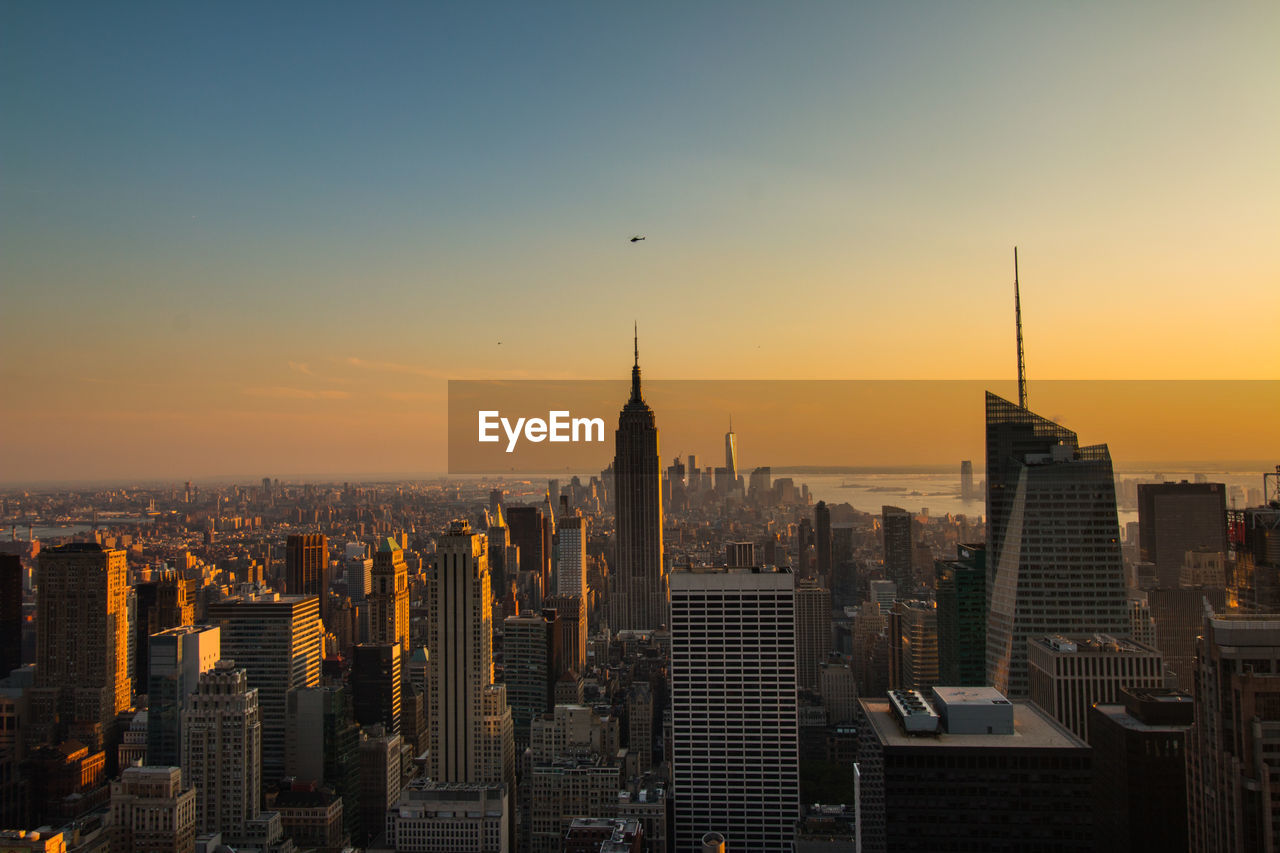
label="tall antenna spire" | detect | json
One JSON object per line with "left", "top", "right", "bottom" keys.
{"left": 630, "top": 322, "right": 643, "bottom": 402}
{"left": 634, "top": 321, "right": 638, "bottom": 368}
{"left": 1015, "top": 246, "right": 1027, "bottom": 409}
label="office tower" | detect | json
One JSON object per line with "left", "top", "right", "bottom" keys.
{"left": 1187, "top": 612, "right": 1280, "bottom": 852}
{"left": 556, "top": 515, "right": 587, "bottom": 597}
{"left": 147, "top": 625, "right": 221, "bottom": 769}
{"left": 725, "top": 541, "right": 754, "bottom": 568}
{"left": 610, "top": 333, "right": 666, "bottom": 632}
{"left": 29, "top": 543, "right": 130, "bottom": 754}
{"left": 507, "top": 505, "right": 549, "bottom": 592}
{"left": 960, "top": 460, "right": 975, "bottom": 502}
{"left": 369, "top": 538, "right": 409, "bottom": 653}
{"left": 286, "top": 533, "right": 328, "bottom": 616}
{"left": 865, "top": 580, "right": 895, "bottom": 615}
{"left": 285, "top": 685, "right": 361, "bottom": 843}
{"left": 893, "top": 600, "right": 939, "bottom": 692}
{"left": 670, "top": 567, "right": 799, "bottom": 852}
{"left": 503, "top": 611, "right": 563, "bottom": 752}
{"left": 1138, "top": 482, "right": 1227, "bottom": 587}
{"left": 351, "top": 644, "right": 402, "bottom": 734}
{"left": 1090, "top": 687, "right": 1194, "bottom": 853}
{"left": 935, "top": 544, "right": 987, "bottom": 686}
{"left": 0, "top": 554, "right": 21, "bottom": 678}
{"left": 359, "top": 725, "right": 404, "bottom": 846}
{"left": 427, "top": 521, "right": 514, "bottom": 791}
{"left": 666, "top": 457, "right": 687, "bottom": 512}
{"left": 385, "top": 779, "right": 509, "bottom": 853}
{"left": 487, "top": 505, "right": 510, "bottom": 594}
{"left": 857, "top": 687, "right": 1092, "bottom": 853}
{"left": 1026, "top": 634, "right": 1164, "bottom": 741}
{"left": 795, "top": 578, "right": 832, "bottom": 691}
{"left": 880, "top": 507, "right": 913, "bottom": 594}
{"left": 627, "top": 682, "right": 653, "bottom": 773}
{"left": 814, "top": 501, "right": 832, "bottom": 586}
{"left": 544, "top": 593, "right": 585, "bottom": 676}
{"left": 206, "top": 594, "right": 321, "bottom": 785}
{"left": 724, "top": 419, "right": 737, "bottom": 483}
{"left": 1148, "top": 586, "right": 1226, "bottom": 690}
{"left": 1227, "top": 502, "right": 1280, "bottom": 611}
{"left": 109, "top": 766, "right": 197, "bottom": 853}
{"left": 343, "top": 542, "right": 372, "bottom": 602}
{"left": 984, "top": 394, "right": 1128, "bottom": 698}
{"left": 818, "top": 662, "right": 857, "bottom": 725}
{"left": 182, "top": 661, "right": 261, "bottom": 839}
{"left": 749, "top": 466, "right": 772, "bottom": 505}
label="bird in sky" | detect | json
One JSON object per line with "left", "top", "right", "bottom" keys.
{"left": 630, "top": 235, "right": 645, "bottom": 243}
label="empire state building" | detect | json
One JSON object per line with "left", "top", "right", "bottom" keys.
{"left": 610, "top": 331, "right": 666, "bottom": 631}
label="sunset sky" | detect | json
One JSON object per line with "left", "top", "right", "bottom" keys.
{"left": 2, "top": 3, "right": 1276, "bottom": 482}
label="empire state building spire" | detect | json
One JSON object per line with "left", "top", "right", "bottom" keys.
{"left": 631, "top": 321, "right": 643, "bottom": 403}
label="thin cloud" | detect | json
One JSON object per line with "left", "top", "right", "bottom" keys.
{"left": 382, "top": 391, "right": 445, "bottom": 402}
{"left": 243, "top": 386, "right": 351, "bottom": 400}
{"left": 288, "top": 361, "right": 315, "bottom": 376}
{"left": 345, "top": 357, "right": 449, "bottom": 379}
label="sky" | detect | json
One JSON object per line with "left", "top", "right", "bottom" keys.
{"left": 2, "top": 2, "right": 1277, "bottom": 482}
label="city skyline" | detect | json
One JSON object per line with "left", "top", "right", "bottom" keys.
{"left": 2, "top": 3, "right": 1277, "bottom": 483}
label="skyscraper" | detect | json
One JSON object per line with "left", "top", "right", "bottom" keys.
{"left": 610, "top": 332, "right": 665, "bottom": 632}
{"left": 960, "top": 460, "right": 975, "bottom": 502}
{"left": 182, "top": 661, "right": 261, "bottom": 839}
{"left": 556, "top": 515, "right": 587, "bottom": 598}
{"left": 795, "top": 577, "right": 831, "bottom": 692}
{"left": 881, "top": 506, "right": 913, "bottom": 594}
{"left": 369, "top": 538, "right": 410, "bottom": 653}
{"left": 724, "top": 418, "right": 737, "bottom": 485}
{"left": 1186, "top": 612, "right": 1280, "bottom": 852}
{"left": 30, "top": 543, "right": 131, "bottom": 755}
{"left": 108, "top": 766, "right": 197, "bottom": 853}
{"left": 1137, "top": 481, "right": 1227, "bottom": 588}
{"left": 503, "top": 610, "right": 562, "bottom": 752}
{"left": 984, "top": 393, "right": 1128, "bottom": 698}
{"left": 814, "top": 501, "right": 832, "bottom": 587}
{"left": 507, "top": 505, "right": 549, "bottom": 594}
{"left": 207, "top": 594, "right": 321, "bottom": 786}
{"left": 286, "top": 534, "right": 329, "bottom": 618}
{"left": 427, "top": 521, "right": 514, "bottom": 791}
{"left": 935, "top": 544, "right": 987, "bottom": 686}
{"left": 0, "top": 554, "right": 22, "bottom": 679}
{"left": 147, "top": 625, "right": 221, "bottom": 769}
{"left": 670, "top": 566, "right": 799, "bottom": 852}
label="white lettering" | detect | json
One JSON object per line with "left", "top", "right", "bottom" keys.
{"left": 502, "top": 417, "right": 526, "bottom": 453}
{"left": 478, "top": 411, "right": 500, "bottom": 443}
{"left": 572, "top": 417, "right": 605, "bottom": 442}
{"left": 525, "top": 418, "right": 548, "bottom": 442}
{"left": 549, "top": 411, "right": 571, "bottom": 442}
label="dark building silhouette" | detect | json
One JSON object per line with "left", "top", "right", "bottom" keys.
{"left": 286, "top": 533, "right": 329, "bottom": 621}
{"left": 507, "top": 505, "right": 549, "bottom": 593}
{"left": 0, "top": 554, "right": 21, "bottom": 678}
{"left": 881, "top": 506, "right": 913, "bottom": 594}
{"left": 1138, "top": 482, "right": 1227, "bottom": 588}
{"left": 815, "top": 501, "right": 832, "bottom": 587}
{"left": 1090, "top": 686, "right": 1193, "bottom": 853}
{"left": 936, "top": 543, "right": 987, "bottom": 686}
{"left": 609, "top": 333, "right": 665, "bottom": 632}
{"left": 351, "top": 643, "right": 402, "bottom": 735}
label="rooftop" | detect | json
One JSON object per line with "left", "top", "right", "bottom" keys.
{"left": 861, "top": 698, "right": 1086, "bottom": 750}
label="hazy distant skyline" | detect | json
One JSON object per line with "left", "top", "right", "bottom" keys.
{"left": 2, "top": 3, "right": 1276, "bottom": 482}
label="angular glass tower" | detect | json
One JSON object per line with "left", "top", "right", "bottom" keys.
{"left": 984, "top": 392, "right": 1128, "bottom": 698}
{"left": 609, "top": 333, "right": 666, "bottom": 631}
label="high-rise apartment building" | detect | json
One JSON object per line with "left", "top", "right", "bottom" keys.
{"left": 427, "top": 522, "right": 514, "bottom": 792}
{"left": 30, "top": 543, "right": 131, "bottom": 754}
{"left": 795, "top": 578, "right": 831, "bottom": 691}
{"left": 1187, "top": 612, "right": 1280, "bottom": 852}
{"left": 610, "top": 335, "right": 665, "bottom": 632}
{"left": 368, "top": 538, "right": 409, "bottom": 653}
{"left": 984, "top": 394, "right": 1128, "bottom": 698}
{"left": 206, "top": 594, "right": 321, "bottom": 786}
{"left": 670, "top": 566, "right": 799, "bottom": 852}
{"left": 182, "top": 661, "right": 261, "bottom": 839}
{"left": 1027, "top": 634, "right": 1165, "bottom": 740}
{"left": 109, "top": 766, "right": 197, "bottom": 853}
{"left": 1138, "top": 481, "right": 1227, "bottom": 588}
{"left": 147, "top": 625, "right": 221, "bottom": 769}
{"left": 935, "top": 543, "right": 986, "bottom": 686}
